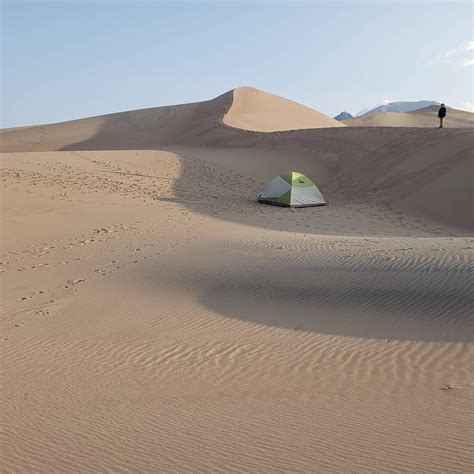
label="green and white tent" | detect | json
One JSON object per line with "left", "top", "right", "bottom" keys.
{"left": 258, "top": 171, "right": 326, "bottom": 207}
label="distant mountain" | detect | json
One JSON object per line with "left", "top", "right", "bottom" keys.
{"left": 366, "top": 101, "right": 440, "bottom": 114}
{"left": 355, "top": 104, "right": 379, "bottom": 117}
{"left": 334, "top": 111, "right": 353, "bottom": 121}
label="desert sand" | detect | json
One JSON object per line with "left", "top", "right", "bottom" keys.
{"left": 344, "top": 104, "right": 474, "bottom": 128}
{"left": 1, "top": 87, "right": 473, "bottom": 472}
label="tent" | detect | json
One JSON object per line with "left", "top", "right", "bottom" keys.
{"left": 258, "top": 171, "right": 326, "bottom": 207}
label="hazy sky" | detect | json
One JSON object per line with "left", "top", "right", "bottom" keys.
{"left": 2, "top": 1, "right": 473, "bottom": 127}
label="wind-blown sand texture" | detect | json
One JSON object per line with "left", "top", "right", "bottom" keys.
{"left": 344, "top": 105, "right": 474, "bottom": 128}
{"left": 1, "top": 88, "right": 473, "bottom": 472}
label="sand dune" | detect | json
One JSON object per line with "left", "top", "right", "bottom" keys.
{"left": 344, "top": 105, "right": 474, "bottom": 127}
{"left": 223, "top": 86, "right": 344, "bottom": 131}
{"left": 0, "top": 87, "right": 341, "bottom": 154}
{"left": 1, "top": 88, "right": 473, "bottom": 472}
{"left": 0, "top": 90, "right": 233, "bottom": 152}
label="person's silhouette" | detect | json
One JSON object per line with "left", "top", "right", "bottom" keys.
{"left": 438, "top": 103, "right": 447, "bottom": 128}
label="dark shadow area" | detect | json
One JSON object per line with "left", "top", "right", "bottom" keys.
{"left": 147, "top": 249, "right": 473, "bottom": 343}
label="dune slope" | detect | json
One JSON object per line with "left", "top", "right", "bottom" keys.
{"left": 223, "top": 86, "right": 344, "bottom": 131}
{"left": 0, "top": 90, "right": 233, "bottom": 152}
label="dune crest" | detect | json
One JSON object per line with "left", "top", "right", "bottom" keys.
{"left": 344, "top": 105, "right": 474, "bottom": 128}
{"left": 223, "top": 86, "right": 344, "bottom": 132}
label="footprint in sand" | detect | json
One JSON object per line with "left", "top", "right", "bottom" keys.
{"left": 440, "top": 383, "right": 463, "bottom": 391}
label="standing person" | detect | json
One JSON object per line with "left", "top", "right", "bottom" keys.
{"left": 438, "top": 103, "right": 447, "bottom": 128}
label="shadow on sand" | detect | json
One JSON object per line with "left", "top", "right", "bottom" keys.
{"left": 137, "top": 242, "right": 473, "bottom": 343}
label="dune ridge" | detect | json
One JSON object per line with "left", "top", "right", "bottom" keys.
{"left": 344, "top": 105, "right": 474, "bottom": 127}
{"left": 0, "top": 87, "right": 342, "bottom": 154}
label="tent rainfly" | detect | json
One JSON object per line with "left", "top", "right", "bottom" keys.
{"left": 258, "top": 171, "right": 326, "bottom": 207}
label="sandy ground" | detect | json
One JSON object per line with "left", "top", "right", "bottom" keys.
{"left": 1, "top": 89, "right": 473, "bottom": 472}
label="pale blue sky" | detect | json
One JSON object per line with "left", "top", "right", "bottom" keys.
{"left": 1, "top": 1, "right": 473, "bottom": 127}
